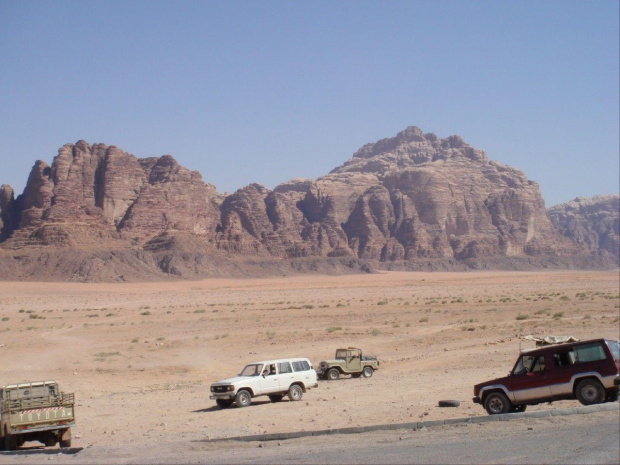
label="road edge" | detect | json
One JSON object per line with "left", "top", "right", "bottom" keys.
{"left": 200, "top": 402, "right": 619, "bottom": 443}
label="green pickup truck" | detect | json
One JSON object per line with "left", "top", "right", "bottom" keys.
{"left": 1, "top": 380, "right": 75, "bottom": 450}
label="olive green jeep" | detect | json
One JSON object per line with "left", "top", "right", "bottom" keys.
{"left": 317, "top": 348, "right": 379, "bottom": 380}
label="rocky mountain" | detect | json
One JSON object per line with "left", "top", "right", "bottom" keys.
{"left": 0, "top": 127, "right": 615, "bottom": 281}
{"left": 548, "top": 195, "right": 619, "bottom": 259}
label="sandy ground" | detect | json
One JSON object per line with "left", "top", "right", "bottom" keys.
{"left": 0, "top": 270, "right": 618, "bottom": 452}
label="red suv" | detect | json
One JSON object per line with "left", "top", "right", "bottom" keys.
{"left": 473, "top": 338, "right": 620, "bottom": 415}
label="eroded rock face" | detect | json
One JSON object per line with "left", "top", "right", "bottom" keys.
{"left": 2, "top": 142, "right": 221, "bottom": 249}
{"left": 548, "top": 195, "right": 619, "bottom": 258}
{"left": 0, "top": 127, "right": 605, "bottom": 280}
{"left": 0, "top": 184, "right": 16, "bottom": 240}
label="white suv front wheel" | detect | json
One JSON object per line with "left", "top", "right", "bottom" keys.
{"left": 235, "top": 390, "right": 252, "bottom": 408}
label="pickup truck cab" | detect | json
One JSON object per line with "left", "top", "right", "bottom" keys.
{"left": 210, "top": 357, "right": 318, "bottom": 408}
{"left": 1, "top": 380, "right": 75, "bottom": 450}
{"left": 473, "top": 338, "right": 620, "bottom": 415}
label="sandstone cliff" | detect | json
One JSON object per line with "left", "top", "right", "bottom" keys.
{"left": 0, "top": 127, "right": 614, "bottom": 281}
{"left": 548, "top": 195, "right": 619, "bottom": 258}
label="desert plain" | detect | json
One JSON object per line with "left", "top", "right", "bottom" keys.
{"left": 0, "top": 270, "right": 618, "bottom": 454}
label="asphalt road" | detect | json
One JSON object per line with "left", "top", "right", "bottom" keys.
{"left": 201, "top": 411, "right": 619, "bottom": 465}
{"left": 2, "top": 410, "right": 618, "bottom": 464}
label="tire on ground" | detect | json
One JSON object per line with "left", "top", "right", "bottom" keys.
{"left": 438, "top": 400, "right": 460, "bottom": 407}
{"left": 362, "top": 366, "right": 374, "bottom": 378}
{"left": 327, "top": 368, "right": 340, "bottom": 380}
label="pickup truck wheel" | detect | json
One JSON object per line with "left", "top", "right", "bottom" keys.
{"left": 216, "top": 398, "right": 233, "bottom": 408}
{"left": 59, "top": 429, "right": 72, "bottom": 448}
{"left": 288, "top": 384, "right": 303, "bottom": 401}
{"left": 327, "top": 368, "right": 340, "bottom": 380}
{"left": 576, "top": 379, "right": 605, "bottom": 405}
{"left": 44, "top": 434, "right": 57, "bottom": 447}
{"left": 5, "top": 434, "right": 18, "bottom": 451}
{"left": 268, "top": 394, "right": 284, "bottom": 402}
{"left": 235, "top": 390, "right": 252, "bottom": 408}
{"left": 362, "top": 366, "right": 374, "bottom": 378}
{"left": 484, "top": 392, "right": 511, "bottom": 415}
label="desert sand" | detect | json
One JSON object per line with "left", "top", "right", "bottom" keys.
{"left": 0, "top": 270, "right": 618, "bottom": 451}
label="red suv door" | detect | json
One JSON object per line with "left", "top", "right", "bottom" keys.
{"left": 510, "top": 353, "right": 553, "bottom": 402}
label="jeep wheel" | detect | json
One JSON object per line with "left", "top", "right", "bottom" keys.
{"left": 327, "top": 368, "right": 340, "bottom": 380}
{"left": 288, "top": 384, "right": 303, "bottom": 402}
{"left": 59, "top": 429, "right": 72, "bottom": 448}
{"left": 269, "top": 394, "right": 284, "bottom": 402}
{"left": 362, "top": 366, "right": 374, "bottom": 378}
{"left": 484, "top": 392, "right": 511, "bottom": 415}
{"left": 216, "top": 398, "right": 233, "bottom": 408}
{"left": 235, "top": 390, "right": 252, "bottom": 408}
{"left": 576, "top": 379, "right": 605, "bottom": 405}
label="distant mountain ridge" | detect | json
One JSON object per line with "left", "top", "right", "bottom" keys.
{"left": 0, "top": 127, "right": 617, "bottom": 281}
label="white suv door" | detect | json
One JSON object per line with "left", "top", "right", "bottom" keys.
{"left": 277, "top": 361, "right": 295, "bottom": 391}
{"left": 258, "top": 363, "right": 281, "bottom": 394}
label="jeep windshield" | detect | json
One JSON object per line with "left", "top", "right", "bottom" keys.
{"left": 335, "top": 350, "right": 348, "bottom": 360}
{"left": 239, "top": 364, "right": 264, "bottom": 377}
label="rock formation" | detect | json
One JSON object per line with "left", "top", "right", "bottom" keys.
{"left": 548, "top": 195, "right": 619, "bottom": 258}
{"left": 0, "top": 127, "right": 614, "bottom": 281}
{"left": 0, "top": 184, "right": 16, "bottom": 241}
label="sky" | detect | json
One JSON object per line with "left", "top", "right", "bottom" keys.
{"left": 1, "top": 1, "right": 618, "bottom": 206}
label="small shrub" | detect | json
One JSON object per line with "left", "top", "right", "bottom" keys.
{"left": 419, "top": 316, "right": 429, "bottom": 323}
{"left": 516, "top": 314, "right": 529, "bottom": 320}
{"left": 327, "top": 326, "right": 342, "bottom": 333}
{"left": 140, "top": 311, "right": 151, "bottom": 316}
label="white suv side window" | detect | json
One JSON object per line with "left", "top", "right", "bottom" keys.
{"left": 278, "top": 362, "right": 292, "bottom": 374}
{"left": 292, "top": 360, "right": 310, "bottom": 371}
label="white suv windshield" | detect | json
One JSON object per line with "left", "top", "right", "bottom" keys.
{"left": 239, "top": 364, "right": 264, "bottom": 377}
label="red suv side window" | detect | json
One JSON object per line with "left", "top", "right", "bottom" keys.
{"left": 574, "top": 342, "right": 607, "bottom": 363}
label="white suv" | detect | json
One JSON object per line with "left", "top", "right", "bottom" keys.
{"left": 210, "top": 358, "right": 318, "bottom": 408}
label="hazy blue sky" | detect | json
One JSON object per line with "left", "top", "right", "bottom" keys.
{"left": 1, "top": 1, "right": 618, "bottom": 206}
